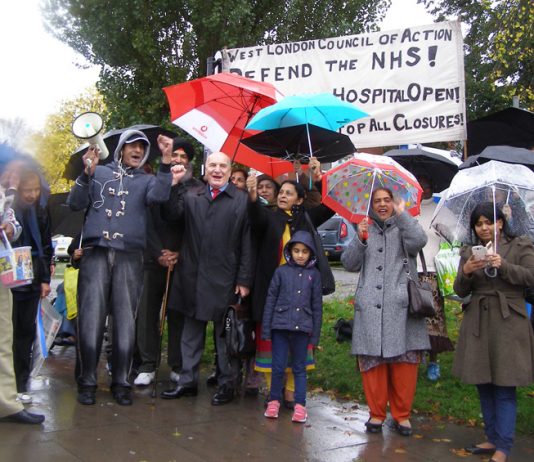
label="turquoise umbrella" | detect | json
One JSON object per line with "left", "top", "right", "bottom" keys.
{"left": 245, "top": 93, "right": 368, "bottom": 131}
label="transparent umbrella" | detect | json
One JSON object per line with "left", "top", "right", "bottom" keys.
{"left": 430, "top": 161, "right": 534, "bottom": 247}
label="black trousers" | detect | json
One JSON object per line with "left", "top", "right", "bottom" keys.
{"left": 135, "top": 266, "right": 184, "bottom": 373}
{"left": 11, "top": 290, "right": 40, "bottom": 392}
{"left": 77, "top": 247, "right": 144, "bottom": 390}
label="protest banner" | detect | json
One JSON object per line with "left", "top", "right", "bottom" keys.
{"left": 223, "top": 21, "right": 466, "bottom": 148}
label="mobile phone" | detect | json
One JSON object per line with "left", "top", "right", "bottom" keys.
{"left": 471, "top": 245, "right": 487, "bottom": 260}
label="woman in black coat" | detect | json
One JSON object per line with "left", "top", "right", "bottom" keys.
{"left": 246, "top": 168, "right": 334, "bottom": 405}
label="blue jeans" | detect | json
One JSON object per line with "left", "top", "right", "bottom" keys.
{"left": 77, "top": 247, "right": 143, "bottom": 390}
{"left": 269, "top": 330, "right": 309, "bottom": 406}
{"left": 476, "top": 383, "right": 517, "bottom": 456}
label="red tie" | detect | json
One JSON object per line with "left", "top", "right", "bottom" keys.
{"left": 212, "top": 189, "right": 220, "bottom": 199}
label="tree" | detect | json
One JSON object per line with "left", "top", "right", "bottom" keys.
{"left": 32, "top": 87, "right": 105, "bottom": 193}
{"left": 42, "top": 0, "right": 391, "bottom": 128}
{"left": 419, "top": 0, "right": 533, "bottom": 119}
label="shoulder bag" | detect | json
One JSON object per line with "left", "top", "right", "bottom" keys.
{"left": 401, "top": 241, "right": 436, "bottom": 319}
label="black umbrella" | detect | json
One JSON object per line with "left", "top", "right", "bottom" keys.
{"left": 459, "top": 145, "right": 534, "bottom": 171}
{"left": 384, "top": 147, "right": 461, "bottom": 193}
{"left": 47, "top": 192, "right": 85, "bottom": 238}
{"left": 240, "top": 123, "right": 355, "bottom": 164}
{"left": 467, "top": 107, "right": 534, "bottom": 156}
{"left": 65, "top": 124, "right": 178, "bottom": 180}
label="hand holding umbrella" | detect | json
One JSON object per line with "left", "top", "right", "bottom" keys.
{"left": 309, "top": 156, "right": 322, "bottom": 182}
{"left": 358, "top": 217, "right": 369, "bottom": 242}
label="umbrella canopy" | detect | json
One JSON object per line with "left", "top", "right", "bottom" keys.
{"left": 384, "top": 146, "right": 461, "bottom": 193}
{"left": 164, "top": 73, "right": 293, "bottom": 177}
{"left": 459, "top": 145, "right": 534, "bottom": 171}
{"left": 241, "top": 124, "right": 355, "bottom": 164}
{"left": 322, "top": 153, "right": 423, "bottom": 224}
{"left": 246, "top": 93, "right": 368, "bottom": 131}
{"left": 467, "top": 107, "right": 534, "bottom": 156}
{"left": 47, "top": 192, "right": 85, "bottom": 238}
{"left": 431, "top": 160, "right": 534, "bottom": 245}
{"left": 65, "top": 124, "right": 178, "bottom": 180}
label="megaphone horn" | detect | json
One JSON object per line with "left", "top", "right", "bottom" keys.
{"left": 72, "top": 112, "right": 109, "bottom": 160}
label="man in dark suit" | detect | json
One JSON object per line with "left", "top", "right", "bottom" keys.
{"left": 161, "top": 151, "right": 252, "bottom": 405}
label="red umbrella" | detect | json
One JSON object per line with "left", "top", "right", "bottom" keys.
{"left": 322, "top": 154, "right": 422, "bottom": 224}
{"left": 163, "top": 73, "right": 293, "bottom": 177}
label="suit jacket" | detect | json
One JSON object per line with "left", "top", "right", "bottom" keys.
{"left": 165, "top": 182, "right": 253, "bottom": 322}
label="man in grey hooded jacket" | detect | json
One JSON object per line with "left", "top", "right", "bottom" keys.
{"left": 68, "top": 130, "right": 172, "bottom": 406}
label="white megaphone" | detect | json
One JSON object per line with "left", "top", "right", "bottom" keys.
{"left": 72, "top": 112, "right": 109, "bottom": 160}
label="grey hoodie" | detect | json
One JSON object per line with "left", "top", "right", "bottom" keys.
{"left": 68, "top": 129, "right": 172, "bottom": 251}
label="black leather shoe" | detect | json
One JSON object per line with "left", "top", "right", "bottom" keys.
{"left": 0, "top": 410, "right": 45, "bottom": 424}
{"left": 206, "top": 371, "right": 218, "bottom": 386}
{"left": 77, "top": 390, "right": 96, "bottom": 405}
{"left": 112, "top": 387, "right": 133, "bottom": 406}
{"left": 464, "top": 444, "right": 496, "bottom": 455}
{"left": 211, "top": 385, "right": 235, "bottom": 406}
{"left": 395, "top": 422, "right": 413, "bottom": 437}
{"left": 364, "top": 419, "right": 383, "bottom": 433}
{"left": 161, "top": 384, "right": 198, "bottom": 399}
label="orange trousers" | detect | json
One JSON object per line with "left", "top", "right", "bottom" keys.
{"left": 361, "top": 362, "right": 418, "bottom": 423}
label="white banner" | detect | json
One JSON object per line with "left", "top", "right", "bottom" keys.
{"left": 224, "top": 21, "right": 466, "bottom": 148}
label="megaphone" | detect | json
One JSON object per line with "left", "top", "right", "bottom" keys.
{"left": 72, "top": 112, "right": 109, "bottom": 160}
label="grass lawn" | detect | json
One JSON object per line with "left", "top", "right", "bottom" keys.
{"left": 309, "top": 297, "right": 534, "bottom": 435}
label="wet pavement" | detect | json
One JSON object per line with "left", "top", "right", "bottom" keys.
{"left": 3, "top": 343, "right": 534, "bottom": 462}
{"left": 4, "top": 268, "right": 533, "bottom": 461}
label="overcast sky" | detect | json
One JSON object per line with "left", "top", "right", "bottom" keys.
{"left": 0, "top": 0, "right": 434, "bottom": 131}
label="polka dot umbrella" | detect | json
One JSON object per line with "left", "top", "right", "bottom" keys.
{"left": 322, "top": 153, "right": 423, "bottom": 224}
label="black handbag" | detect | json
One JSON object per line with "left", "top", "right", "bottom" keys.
{"left": 222, "top": 298, "right": 256, "bottom": 359}
{"left": 333, "top": 318, "right": 353, "bottom": 342}
{"left": 402, "top": 243, "right": 436, "bottom": 319}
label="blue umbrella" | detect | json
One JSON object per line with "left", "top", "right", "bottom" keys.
{"left": 246, "top": 93, "right": 368, "bottom": 131}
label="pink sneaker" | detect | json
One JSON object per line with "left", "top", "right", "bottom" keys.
{"left": 292, "top": 404, "right": 307, "bottom": 423}
{"left": 264, "top": 400, "right": 280, "bottom": 419}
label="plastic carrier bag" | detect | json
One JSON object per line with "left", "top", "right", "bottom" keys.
{"left": 434, "top": 242, "right": 461, "bottom": 298}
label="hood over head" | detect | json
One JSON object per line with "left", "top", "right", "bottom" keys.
{"left": 283, "top": 230, "right": 317, "bottom": 268}
{"left": 114, "top": 129, "right": 151, "bottom": 168}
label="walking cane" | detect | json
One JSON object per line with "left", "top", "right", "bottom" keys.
{"left": 152, "top": 265, "right": 173, "bottom": 398}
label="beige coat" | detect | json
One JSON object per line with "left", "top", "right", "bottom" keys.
{"left": 453, "top": 236, "right": 534, "bottom": 386}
